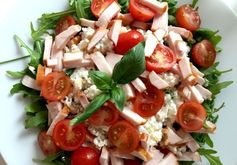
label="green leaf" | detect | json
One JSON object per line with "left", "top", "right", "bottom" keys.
{"left": 198, "top": 148, "right": 223, "bottom": 165}
{"left": 25, "top": 100, "right": 47, "bottom": 114}
{"left": 194, "top": 28, "right": 222, "bottom": 46}
{"left": 6, "top": 70, "right": 26, "bottom": 79}
{"left": 112, "top": 42, "right": 145, "bottom": 84}
{"left": 118, "top": 0, "right": 129, "bottom": 13}
{"left": 204, "top": 134, "right": 214, "bottom": 148}
{"left": 89, "top": 70, "right": 112, "bottom": 91}
{"left": 111, "top": 86, "right": 126, "bottom": 111}
{"left": 70, "top": 93, "right": 110, "bottom": 125}
{"left": 0, "top": 55, "right": 29, "bottom": 65}
{"left": 65, "top": 68, "right": 75, "bottom": 76}
{"left": 10, "top": 83, "right": 41, "bottom": 99}
{"left": 74, "top": 0, "right": 95, "bottom": 22}
{"left": 209, "top": 81, "right": 233, "bottom": 95}
{"left": 25, "top": 111, "right": 48, "bottom": 129}
{"left": 179, "top": 161, "right": 194, "bottom": 165}
{"left": 191, "top": 0, "right": 199, "bottom": 8}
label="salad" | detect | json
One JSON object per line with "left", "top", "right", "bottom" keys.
{"left": 3, "top": 0, "right": 233, "bottom": 164}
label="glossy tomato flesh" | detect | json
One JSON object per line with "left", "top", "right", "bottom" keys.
{"left": 114, "top": 30, "right": 144, "bottom": 54}
{"left": 176, "top": 4, "right": 201, "bottom": 31}
{"left": 41, "top": 72, "right": 72, "bottom": 101}
{"left": 52, "top": 119, "right": 86, "bottom": 151}
{"left": 133, "top": 81, "right": 165, "bottom": 117}
{"left": 176, "top": 101, "right": 207, "bottom": 131}
{"left": 129, "top": 0, "right": 155, "bottom": 22}
{"left": 91, "top": 0, "right": 115, "bottom": 18}
{"left": 146, "top": 44, "right": 176, "bottom": 74}
{"left": 71, "top": 147, "right": 100, "bottom": 165}
{"left": 38, "top": 131, "right": 59, "bottom": 156}
{"left": 88, "top": 102, "right": 119, "bottom": 126}
{"left": 55, "top": 15, "right": 77, "bottom": 35}
{"left": 108, "top": 121, "right": 140, "bottom": 153}
{"left": 191, "top": 39, "right": 216, "bottom": 68}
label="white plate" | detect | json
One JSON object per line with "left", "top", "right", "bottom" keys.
{"left": 0, "top": 0, "right": 236, "bottom": 164}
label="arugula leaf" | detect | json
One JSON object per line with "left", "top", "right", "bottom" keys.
{"left": 89, "top": 71, "right": 112, "bottom": 91}
{"left": 191, "top": 0, "right": 199, "bottom": 8}
{"left": 209, "top": 81, "right": 233, "bottom": 95}
{"left": 118, "top": 0, "right": 129, "bottom": 13}
{"left": 6, "top": 70, "right": 26, "bottom": 79}
{"left": 0, "top": 55, "right": 29, "bottom": 65}
{"left": 70, "top": 93, "right": 110, "bottom": 125}
{"left": 179, "top": 161, "right": 194, "bottom": 165}
{"left": 198, "top": 148, "right": 223, "bottom": 165}
{"left": 25, "top": 111, "right": 48, "bottom": 129}
{"left": 10, "top": 83, "right": 41, "bottom": 99}
{"left": 111, "top": 86, "right": 126, "bottom": 111}
{"left": 65, "top": 68, "right": 75, "bottom": 76}
{"left": 25, "top": 100, "right": 47, "bottom": 114}
{"left": 73, "top": 0, "right": 95, "bottom": 22}
{"left": 112, "top": 42, "right": 145, "bottom": 84}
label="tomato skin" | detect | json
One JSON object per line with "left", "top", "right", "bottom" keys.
{"left": 91, "top": 0, "right": 115, "bottom": 18}
{"left": 124, "top": 159, "right": 142, "bottom": 165}
{"left": 55, "top": 16, "right": 77, "bottom": 35}
{"left": 176, "top": 101, "right": 207, "bottom": 131}
{"left": 108, "top": 121, "right": 140, "bottom": 153}
{"left": 88, "top": 102, "right": 119, "bottom": 126}
{"left": 146, "top": 44, "right": 177, "bottom": 74}
{"left": 129, "top": 0, "right": 155, "bottom": 22}
{"left": 114, "top": 30, "right": 144, "bottom": 54}
{"left": 176, "top": 4, "right": 201, "bottom": 31}
{"left": 52, "top": 119, "right": 86, "bottom": 151}
{"left": 38, "top": 131, "right": 60, "bottom": 156}
{"left": 71, "top": 147, "right": 100, "bottom": 165}
{"left": 41, "top": 72, "right": 72, "bottom": 101}
{"left": 191, "top": 39, "right": 216, "bottom": 68}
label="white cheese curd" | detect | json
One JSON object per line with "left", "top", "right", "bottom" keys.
{"left": 81, "top": 27, "right": 95, "bottom": 40}
{"left": 93, "top": 35, "right": 114, "bottom": 54}
{"left": 138, "top": 116, "right": 163, "bottom": 147}
{"left": 78, "top": 38, "right": 90, "bottom": 51}
{"left": 84, "top": 85, "right": 102, "bottom": 100}
{"left": 70, "top": 68, "right": 91, "bottom": 91}
{"left": 88, "top": 125, "right": 109, "bottom": 149}
{"left": 168, "top": 145, "right": 187, "bottom": 157}
{"left": 160, "top": 72, "right": 180, "bottom": 88}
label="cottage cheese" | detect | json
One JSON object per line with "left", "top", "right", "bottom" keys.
{"left": 84, "top": 85, "right": 101, "bottom": 100}
{"left": 88, "top": 125, "right": 109, "bottom": 149}
{"left": 70, "top": 68, "right": 91, "bottom": 91}
{"left": 160, "top": 72, "right": 180, "bottom": 88}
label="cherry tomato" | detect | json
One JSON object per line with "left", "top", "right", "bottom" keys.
{"left": 41, "top": 72, "right": 72, "bottom": 101}
{"left": 124, "top": 159, "right": 142, "bottom": 165}
{"left": 176, "top": 101, "right": 207, "bottom": 131}
{"left": 129, "top": 0, "right": 155, "bottom": 22}
{"left": 114, "top": 30, "right": 144, "bottom": 54}
{"left": 71, "top": 147, "right": 100, "bottom": 165}
{"left": 38, "top": 131, "right": 60, "bottom": 156}
{"left": 191, "top": 39, "right": 216, "bottom": 68}
{"left": 176, "top": 4, "right": 201, "bottom": 31}
{"left": 146, "top": 44, "right": 176, "bottom": 74}
{"left": 52, "top": 119, "right": 86, "bottom": 151}
{"left": 88, "top": 102, "right": 119, "bottom": 126}
{"left": 108, "top": 120, "right": 139, "bottom": 153}
{"left": 133, "top": 82, "right": 165, "bottom": 117}
{"left": 55, "top": 15, "right": 77, "bottom": 35}
{"left": 91, "top": 0, "right": 115, "bottom": 18}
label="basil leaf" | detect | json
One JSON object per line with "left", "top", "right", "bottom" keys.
{"left": 25, "top": 111, "right": 48, "bottom": 129}
{"left": 70, "top": 93, "right": 110, "bottom": 125}
{"left": 6, "top": 70, "right": 26, "bottom": 79}
{"left": 112, "top": 42, "right": 145, "bottom": 84}
{"left": 209, "top": 81, "right": 233, "bottom": 95}
{"left": 111, "top": 86, "right": 126, "bottom": 111}
{"left": 89, "top": 70, "right": 112, "bottom": 91}
{"left": 198, "top": 148, "right": 222, "bottom": 165}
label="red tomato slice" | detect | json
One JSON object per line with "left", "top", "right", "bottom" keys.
{"left": 52, "top": 119, "right": 86, "bottom": 151}
{"left": 146, "top": 43, "right": 177, "bottom": 74}
{"left": 129, "top": 0, "right": 155, "bottom": 22}
{"left": 191, "top": 39, "right": 216, "bottom": 68}
{"left": 55, "top": 15, "right": 77, "bottom": 35}
{"left": 88, "top": 102, "right": 119, "bottom": 126}
{"left": 71, "top": 147, "right": 100, "bottom": 165}
{"left": 41, "top": 72, "right": 72, "bottom": 101}
{"left": 124, "top": 159, "right": 142, "bottom": 165}
{"left": 38, "top": 131, "right": 60, "bottom": 156}
{"left": 108, "top": 121, "right": 139, "bottom": 153}
{"left": 91, "top": 0, "right": 115, "bottom": 18}
{"left": 114, "top": 30, "right": 144, "bottom": 54}
{"left": 176, "top": 101, "right": 207, "bottom": 131}
{"left": 176, "top": 4, "right": 201, "bottom": 31}
{"left": 133, "top": 82, "right": 165, "bottom": 117}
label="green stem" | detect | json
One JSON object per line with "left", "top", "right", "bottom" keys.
{"left": 0, "top": 55, "right": 30, "bottom": 65}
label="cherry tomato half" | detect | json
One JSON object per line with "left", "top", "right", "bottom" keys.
{"left": 146, "top": 43, "right": 177, "bottom": 74}
{"left": 114, "top": 30, "right": 144, "bottom": 54}
{"left": 38, "top": 131, "right": 60, "bottom": 156}
{"left": 129, "top": 0, "right": 155, "bottom": 22}
{"left": 55, "top": 15, "right": 77, "bottom": 35}
{"left": 176, "top": 101, "right": 207, "bottom": 131}
{"left": 176, "top": 4, "right": 201, "bottom": 31}
{"left": 52, "top": 119, "right": 86, "bottom": 151}
{"left": 191, "top": 39, "right": 216, "bottom": 68}
{"left": 91, "top": 0, "right": 115, "bottom": 18}
{"left": 108, "top": 120, "right": 140, "bottom": 153}
{"left": 41, "top": 72, "right": 72, "bottom": 101}
{"left": 133, "top": 82, "right": 165, "bottom": 117}
{"left": 88, "top": 102, "right": 119, "bottom": 126}
{"left": 71, "top": 147, "right": 100, "bottom": 165}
